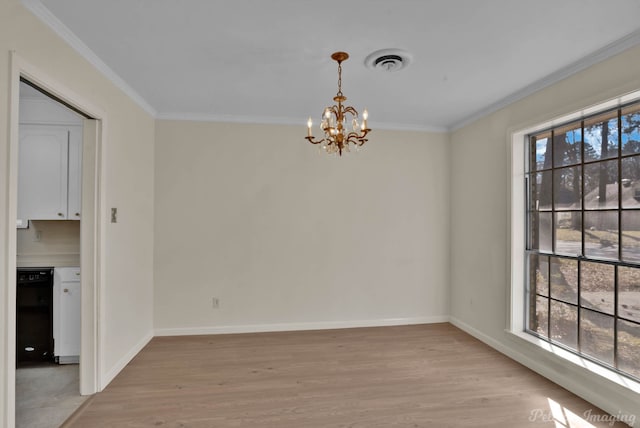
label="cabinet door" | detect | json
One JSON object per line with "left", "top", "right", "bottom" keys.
{"left": 67, "top": 126, "right": 83, "bottom": 220}
{"left": 18, "top": 125, "right": 69, "bottom": 220}
{"left": 58, "top": 280, "right": 81, "bottom": 358}
{"left": 54, "top": 268, "right": 81, "bottom": 360}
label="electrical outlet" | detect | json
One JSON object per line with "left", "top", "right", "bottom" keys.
{"left": 212, "top": 297, "right": 220, "bottom": 309}
{"left": 33, "top": 230, "right": 42, "bottom": 242}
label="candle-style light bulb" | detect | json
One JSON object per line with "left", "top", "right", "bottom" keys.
{"left": 307, "top": 117, "right": 313, "bottom": 136}
{"left": 362, "top": 109, "right": 368, "bottom": 130}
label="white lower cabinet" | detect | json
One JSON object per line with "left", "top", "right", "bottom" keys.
{"left": 53, "top": 267, "right": 81, "bottom": 364}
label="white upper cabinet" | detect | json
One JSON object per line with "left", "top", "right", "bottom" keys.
{"left": 18, "top": 82, "right": 83, "bottom": 225}
{"left": 67, "top": 128, "right": 83, "bottom": 220}
{"left": 17, "top": 125, "right": 83, "bottom": 222}
{"left": 18, "top": 125, "right": 71, "bottom": 220}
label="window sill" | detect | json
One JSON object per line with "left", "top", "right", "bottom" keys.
{"left": 506, "top": 329, "right": 640, "bottom": 395}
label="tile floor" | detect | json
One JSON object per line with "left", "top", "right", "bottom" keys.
{"left": 15, "top": 363, "right": 88, "bottom": 428}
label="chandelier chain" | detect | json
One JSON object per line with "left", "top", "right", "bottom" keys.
{"left": 337, "top": 62, "right": 343, "bottom": 97}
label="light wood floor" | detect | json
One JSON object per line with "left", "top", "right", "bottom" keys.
{"left": 63, "top": 323, "right": 630, "bottom": 427}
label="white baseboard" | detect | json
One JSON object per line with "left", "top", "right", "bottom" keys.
{"left": 449, "top": 317, "right": 639, "bottom": 427}
{"left": 154, "top": 315, "right": 450, "bottom": 337}
{"left": 449, "top": 317, "right": 520, "bottom": 361}
{"left": 101, "top": 331, "right": 153, "bottom": 390}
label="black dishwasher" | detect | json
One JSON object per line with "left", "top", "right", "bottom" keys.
{"left": 16, "top": 267, "right": 54, "bottom": 365}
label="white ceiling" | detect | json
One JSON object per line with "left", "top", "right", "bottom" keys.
{"left": 24, "top": 0, "right": 640, "bottom": 131}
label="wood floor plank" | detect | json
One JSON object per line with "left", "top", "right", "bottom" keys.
{"left": 65, "top": 324, "right": 632, "bottom": 427}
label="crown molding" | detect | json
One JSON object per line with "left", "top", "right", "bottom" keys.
{"left": 373, "top": 121, "right": 448, "bottom": 133}
{"left": 157, "top": 111, "right": 448, "bottom": 133}
{"left": 156, "top": 112, "right": 308, "bottom": 126}
{"left": 449, "top": 28, "right": 640, "bottom": 132}
{"left": 20, "top": 0, "right": 157, "bottom": 117}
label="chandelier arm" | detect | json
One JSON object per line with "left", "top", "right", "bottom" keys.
{"left": 343, "top": 106, "right": 358, "bottom": 117}
{"left": 345, "top": 128, "right": 370, "bottom": 145}
{"left": 345, "top": 134, "right": 368, "bottom": 146}
{"left": 305, "top": 136, "right": 326, "bottom": 145}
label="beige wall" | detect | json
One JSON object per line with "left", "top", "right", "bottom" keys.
{"left": 450, "top": 45, "right": 640, "bottom": 418}
{"left": 0, "top": 1, "right": 155, "bottom": 425}
{"left": 154, "top": 121, "right": 450, "bottom": 333}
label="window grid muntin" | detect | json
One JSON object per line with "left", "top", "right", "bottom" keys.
{"left": 526, "top": 101, "right": 640, "bottom": 382}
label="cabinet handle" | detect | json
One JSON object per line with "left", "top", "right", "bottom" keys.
{"left": 75, "top": 213, "right": 80, "bottom": 217}
{"left": 58, "top": 213, "right": 64, "bottom": 217}
{"left": 63, "top": 288, "right": 69, "bottom": 293}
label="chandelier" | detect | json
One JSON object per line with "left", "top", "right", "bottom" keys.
{"left": 306, "top": 52, "right": 370, "bottom": 156}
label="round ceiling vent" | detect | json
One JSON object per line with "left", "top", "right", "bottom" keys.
{"left": 364, "top": 49, "right": 413, "bottom": 72}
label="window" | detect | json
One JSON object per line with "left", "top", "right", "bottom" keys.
{"left": 526, "top": 101, "right": 640, "bottom": 380}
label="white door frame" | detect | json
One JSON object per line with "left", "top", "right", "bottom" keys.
{"left": 4, "top": 51, "right": 106, "bottom": 427}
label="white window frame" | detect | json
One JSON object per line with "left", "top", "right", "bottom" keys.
{"left": 509, "top": 88, "right": 640, "bottom": 395}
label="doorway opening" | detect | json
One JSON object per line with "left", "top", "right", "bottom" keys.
{"left": 5, "top": 52, "right": 104, "bottom": 428}
{"left": 15, "top": 80, "right": 87, "bottom": 427}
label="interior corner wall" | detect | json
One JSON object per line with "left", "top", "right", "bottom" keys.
{"left": 0, "top": 0, "right": 155, "bottom": 422}
{"left": 153, "top": 121, "right": 450, "bottom": 334}
{"left": 449, "top": 45, "right": 640, "bottom": 417}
